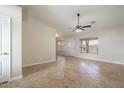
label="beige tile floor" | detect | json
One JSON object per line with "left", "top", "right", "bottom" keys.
{"left": 0, "top": 56, "right": 124, "bottom": 88}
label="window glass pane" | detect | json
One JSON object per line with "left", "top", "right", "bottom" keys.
{"left": 82, "top": 41, "right": 86, "bottom": 45}
{"left": 89, "top": 40, "right": 98, "bottom": 46}
{"left": 58, "top": 42, "right": 61, "bottom": 45}
{"left": 80, "top": 38, "right": 98, "bottom": 54}
{"left": 56, "top": 40, "right": 65, "bottom": 50}
{"left": 61, "top": 41, "right": 64, "bottom": 45}
{"left": 89, "top": 39, "right": 98, "bottom": 54}
{"left": 81, "top": 40, "right": 87, "bottom": 53}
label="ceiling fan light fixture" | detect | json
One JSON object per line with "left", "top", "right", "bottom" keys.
{"left": 69, "top": 13, "right": 92, "bottom": 32}
{"left": 75, "top": 29, "right": 82, "bottom": 32}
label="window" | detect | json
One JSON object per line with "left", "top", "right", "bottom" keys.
{"left": 80, "top": 38, "right": 98, "bottom": 54}
{"left": 56, "top": 40, "right": 65, "bottom": 50}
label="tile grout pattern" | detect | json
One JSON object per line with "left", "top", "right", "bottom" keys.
{"left": 0, "top": 56, "right": 124, "bottom": 88}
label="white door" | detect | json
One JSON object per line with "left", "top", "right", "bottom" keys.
{"left": 0, "top": 15, "right": 11, "bottom": 84}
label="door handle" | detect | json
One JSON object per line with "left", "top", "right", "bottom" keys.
{"left": 1, "top": 52, "right": 8, "bottom": 55}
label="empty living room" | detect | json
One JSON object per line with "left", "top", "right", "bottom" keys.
{"left": 0, "top": 1, "right": 124, "bottom": 91}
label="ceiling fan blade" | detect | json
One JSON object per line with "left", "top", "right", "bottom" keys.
{"left": 80, "top": 28, "right": 85, "bottom": 31}
{"left": 82, "top": 25, "right": 91, "bottom": 28}
{"left": 72, "top": 29, "right": 76, "bottom": 32}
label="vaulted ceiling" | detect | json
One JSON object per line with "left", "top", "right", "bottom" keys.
{"left": 22, "top": 5, "right": 124, "bottom": 36}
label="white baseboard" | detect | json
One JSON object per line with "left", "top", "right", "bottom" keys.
{"left": 9, "top": 75, "right": 23, "bottom": 81}
{"left": 22, "top": 58, "right": 56, "bottom": 67}
{"left": 75, "top": 56, "right": 124, "bottom": 65}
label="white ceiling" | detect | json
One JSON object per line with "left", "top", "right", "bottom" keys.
{"left": 23, "top": 5, "right": 124, "bottom": 36}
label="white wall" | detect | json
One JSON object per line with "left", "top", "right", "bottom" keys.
{"left": 0, "top": 6, "right": 22, "bottom": 80}
{"left": 57, "top": 27, "right": 124, "bottom": 64}
{"left": 22, "top": 18, "right": 56, "bottom": 66}
{"left": 98, "top": 27, "right": 124, "bottom": 63}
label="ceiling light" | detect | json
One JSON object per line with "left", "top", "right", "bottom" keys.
{"left": 56, "top": 34, "right": 59, "bottom": 37}
{"left": 75, "top": 29, "right": 82, "bottom": 32}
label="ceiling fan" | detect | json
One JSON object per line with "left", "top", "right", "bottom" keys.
{"left": 69, "top": 13, "right": 92, "bottom": 32}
